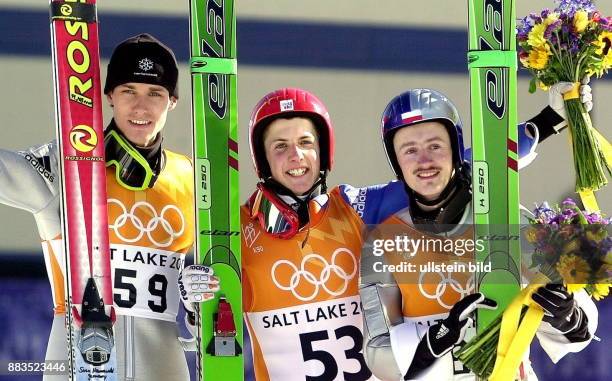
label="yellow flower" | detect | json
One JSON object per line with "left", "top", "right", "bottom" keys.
{"left": 591, "top": 284, "right": 610, "bottom": 301}
{"left": 556, "top": 254, "right": 591, "bottom": 284}
{"left": 586, "top": 229, "right": 606, "bottom": 243}
{"left": 527, "top": 23, "right": 547, "bottom": 48}
{"left": 595, "top": 264, "right": 612, "bottom": 282}
{"left": 561, "top": 237, "right": 581, "bottom": 255}
{"left": 527, "top": 44, "right": 552, "bottom": 70}
{"left": 590, "top": 262, "right": 610, "bottom": 301}
{"left": 567, "top": 283, "right": 587, "bottom": 293}
{"left": 525, "top": 226, "right": 538, "bottom": 243}
{"left": 538, "top": 81, "right": 550, "bottom": 91}
{"left": 545, "top": 13, "right": 559, "bottom": 24}
{"left": 573, "top": 10, "right": 589, "bottom": 33}
{"left": 594, "top": 31, "right": 612, "bottom": 71}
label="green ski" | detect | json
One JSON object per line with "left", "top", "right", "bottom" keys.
{"left": 189, "top": 0, "right": 243, "bottom": 380}
{"left": 467, "top": 0, "right": 521, "bottom": 332}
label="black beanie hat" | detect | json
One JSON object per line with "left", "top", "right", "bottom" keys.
{"left": 104, "top": 33, "right": 179, "bottom": 98}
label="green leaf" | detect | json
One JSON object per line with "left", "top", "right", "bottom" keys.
{"left": 529, "top": 77, "right": 537, "bottom": 93}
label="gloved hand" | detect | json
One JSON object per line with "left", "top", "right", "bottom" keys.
{"left": 525, "top": 77, "right": 593, "bottom": 143}
{"left": 426, "top": 293, "right": 498, "bottom": 357}
{"left": 532, "top": 284, "right": 587, "bottom": 335}
{"left": 549, "top": 77, "right": 593, "bottom": 119}
{"left": 178, "top": 265, "right": 219, "bottom": 329}
{"left": 404, "top": 293, "right": 497, "bottom": 379}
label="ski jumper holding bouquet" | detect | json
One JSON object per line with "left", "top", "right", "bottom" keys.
{"left": 179, "top": 81, "right": 592, "bottom": 380}
{"left": 358, "top": 88, "right": 599, "bottom": 381}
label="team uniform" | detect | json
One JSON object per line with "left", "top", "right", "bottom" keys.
{"left": 242, "top": 182, "right": 412, "bottom": 381}
{"left": 358, "top": 88, "right": 599, "bottom": 381}
{"left": 0, "top": 141, "right": 194, "bottom": 380}
{"left": 236, "top": 85, "right": 566, "bottom": 381}
{"left": 359, "top": 208, "right": 598, "bottom": 380}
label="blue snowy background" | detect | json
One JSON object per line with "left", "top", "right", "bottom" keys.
{"left": 0, "top": 1, "right": 610, "bottom": 380}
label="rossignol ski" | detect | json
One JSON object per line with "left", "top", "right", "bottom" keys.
{"left": 467, "top": 0, "right": 521, "bottom": 331}
{"left": 189, "top": 0, "right": 243, "bottom": 380}
{"left": 50, "top": 1, "right": 117, "bottom": 380}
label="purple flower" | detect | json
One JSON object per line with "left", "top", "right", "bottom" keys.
{"left": 585, "top": 213, "right": 604, "bottom": 224}
{"left": 552, "top": 213, "right": 574, "bottom": 225}
{"left": 541, "top": 9, "right": 551, "bottom": 19}
{"left": 534, "top": 203, "right": 558, "bottom": 223}
{"left": 550, "top": 34, "right": 559, "bottom": 45}
{"left": 545, "top": 20, "right": 562, "bottom": 39}
{"left": 563, "top": 208, "right": 578, "bottom": 218}
{"left": 529, "top": 12, "right": 543, "bottom": 24}
{"left": 562, "top": 198, "right": 577, "bottom": 206}
{"left": 554, "top": 0, "right": 596, "bottom": 16}
{"left": 562, "top": 24, "right": 571, "bottom": 35}
{"left": 517, "top": 17, "right": 533, "bottom": 39}
{"left": 600, "top": 237, "right": 612, "bottom": 254}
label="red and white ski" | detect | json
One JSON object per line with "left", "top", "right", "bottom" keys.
{"left": 49, "top": 1, "right": 117, "bottom": 380}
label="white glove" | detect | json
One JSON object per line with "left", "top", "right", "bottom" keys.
{"left": 549, "top": 77, "right": 593, "bottom": 122}
{"left": 178, "top": 264, "right": 219, "bottom": 314}
{"left": 177, "top": 265, "right": 219, "bottom": 350}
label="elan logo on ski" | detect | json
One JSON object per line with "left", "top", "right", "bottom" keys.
{"left": 280, "top": 99, "right": 294, "bottom": 111}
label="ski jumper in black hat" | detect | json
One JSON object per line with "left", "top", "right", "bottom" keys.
{"left": 0, "top": 33, "right": 217, "bottom": 381}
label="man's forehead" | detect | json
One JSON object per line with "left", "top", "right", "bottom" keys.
{"left": 395, "top": 123, "right": 450, "bottom": 143}
{"left": 118, "top": 82, "right": 167, "bottom": 92}
{"left": 267, "top": 129, "right": 317, "bottom": 141}
{"left": 265, "top": 118, "right": 317, "bottom": 139}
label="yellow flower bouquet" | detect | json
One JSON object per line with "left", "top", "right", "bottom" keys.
{"left": 457, "top": 198, "right": 610, "bottom": 379}
{"left": 517, "top": 0, "right": 611, "bottom": 197}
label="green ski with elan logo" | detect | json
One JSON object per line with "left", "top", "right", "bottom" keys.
{"left": 467, "top": 0, "right": 521, "bottom": 332}
{"left": 189, "top": 0, "right": 243, "bottom": 379}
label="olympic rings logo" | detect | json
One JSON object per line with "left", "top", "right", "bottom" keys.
{"left": 418, "top": 270, "right": 475, "bottom": 310}
{"left": 271, "top": 248, "right": 357, "bottom": 302}
{"left": 108, "top": 198, "right": 185, "bottom": 248}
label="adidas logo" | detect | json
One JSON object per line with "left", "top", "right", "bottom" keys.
{"left": 23, "top": 154, "right": 55, "bottom": 182}
{"left": 435, "top": 324, "right": 450, "bottom": 339}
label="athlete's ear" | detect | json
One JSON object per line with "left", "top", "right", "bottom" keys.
{"left": 168, "top": 96, "right": 178, "bottom": 111}
{"left": 106, "top": 92, "right": 114, "bottom": 108}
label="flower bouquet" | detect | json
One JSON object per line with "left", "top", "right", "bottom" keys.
{"left": 456, "top": 198, "right": 611, "bottom": 380}
{"left": 517, "top": 0, "right": 611, "bottom": 195}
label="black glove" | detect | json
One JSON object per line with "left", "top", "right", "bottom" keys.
{"left": 532, "top": 284, "right": 590, "bottom": 341}
{"left": 404, "top": 293, "right": 497, "bottom": 379}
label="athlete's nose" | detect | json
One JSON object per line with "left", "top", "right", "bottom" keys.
{"left": 288, "top": 144, "right": 305, "bottom": 162}
{"left": 132, "top": 94, "right": 149, "bottom": 114}
{"left": 416, "top": 149, "right": 434, "bottom": 164}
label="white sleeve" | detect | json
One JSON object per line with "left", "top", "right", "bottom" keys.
{"left": 535, "top": 290, "right": 598, "bottom": 363}
{"left": 517, "top": 122, "right": 539, "bottom": 170}
{"left": 0, "top": 144, "right": 57, "bottom": 213}
{"left": 389, "top": 321, "right": 422, "bottom": 376}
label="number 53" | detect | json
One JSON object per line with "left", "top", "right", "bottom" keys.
{"left": 299, "top": 325, "right": 372, "bottom": 381}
